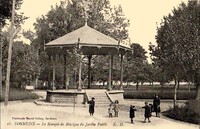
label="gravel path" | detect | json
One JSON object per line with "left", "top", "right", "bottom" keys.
{"left": 0, "top": 90, "right": 199, "bottom": 129}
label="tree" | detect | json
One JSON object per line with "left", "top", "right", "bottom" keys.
{"left": 4, "top": 0, "right": 16, "bottom": 105}
{"left": 150, "top": 0, "right": 200, "bottom": 105}
{"left": 92, "top": 56, "right": 108, "bottom": 85}
{"left": 1, "top": 0, "right": 28, "bottom": 105}
{"left": 1, "top": 0, "right": 25, "bottom": 99}
{"left": 2, "top": 31, "right": 40, "bottom": 88}
{"left": 0, "top": 0, "right": 28, "bottom": 28}
{"left": 142, "top": 63, "right": 156, "bottom": 86}
{"left": 124, "top": 43, "right": 147, "bottom": 90}
{"left": 32, "top": 0, "right": 130, "bottom": 88}
{"left": 91, "top": 55, "right": 121, "bottom": 87}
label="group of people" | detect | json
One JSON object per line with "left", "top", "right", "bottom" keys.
{"left": 87, "top": 94, "right": 161, "bottom": 124}
{"left": 108, "top": 100, "right": 119, "bottom": 118}
{"left": 129, "top": 94, "right": 161, "bottom": 123}
{"left": 88, "top": 98, "right": 120, "bottom": 117}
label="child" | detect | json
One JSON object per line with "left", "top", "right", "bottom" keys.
{"left": 88, "top": 97, "right": 95, "bottom": 116}
{"left": 142, "top": 102, "right": 151, "bottom": 123}
{"left": 113, "top": 100, "right": 119, "bottom": 117}
{"left": 129, "top": 105, "right": 136, "bottom": 124}
{"left": 149, "top": 103, "right": 153, "bottom": 116}
{"left": 108, "top": 105, "right": 113, "bottom": 118}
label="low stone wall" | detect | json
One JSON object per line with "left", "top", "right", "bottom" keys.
{"left": 45, "top": 90, "right": 124, "bottom": 105}
{"left": 107, "top": 90, "right": 124, "bottom": 103}
{"left": 46, "top": 90, "right": 86, "bottom": 104}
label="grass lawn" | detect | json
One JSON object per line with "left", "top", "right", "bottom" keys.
{"left": 0, "top": 87, "right": 39, "bottom": 102}
{"left": 124, "top": 90, "right": 196, "bottom": 100}
{"left": 123, "top": 85, "right": 196, "bottom": 100}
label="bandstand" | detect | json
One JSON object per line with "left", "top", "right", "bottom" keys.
{"left": 44, "top": 24, "right": 132, "bottom": 106}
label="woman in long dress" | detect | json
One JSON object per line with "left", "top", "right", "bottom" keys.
{"left": 153, "top": 94, "right": 160, "bottom": 117}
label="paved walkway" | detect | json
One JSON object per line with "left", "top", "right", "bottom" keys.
{"left": 0, "top": 90, "right": 199, "bottom": 129}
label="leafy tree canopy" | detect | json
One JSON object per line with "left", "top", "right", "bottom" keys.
{"left": 32, "top": 0, "right": 130, "bottom": 83}
{"left": 150, "top": 0, "right": 200, "bottom": 82}
{"left": 0, "top": 0, "right": 27, "bottom": 28}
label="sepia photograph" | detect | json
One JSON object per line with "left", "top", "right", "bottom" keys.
{"left": 0, "top": 0, "right": 200, "bottom": 129}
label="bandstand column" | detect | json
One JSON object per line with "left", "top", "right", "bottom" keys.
{"left": 88, "top": 55, "right": 92, "bottom": 89}
{"left": 78, "top": 54, "right": 82, "bottom": 91}
{"left": 120, "top": 54, "right": 124, "bottom": 90}
{"left": 52, "top": 55, "right": 56, "bottom": 90}
{"left": 48, "top": 54, "right": 51, "bottom": 89}
{"left": 108, "top": 54, "right": 113, "bottom": 91}
{"left": 111, "top": 55, "right": 114, "bottom": 86}
{"left": 63, "top": 54, "right": 68, "bottom": 90}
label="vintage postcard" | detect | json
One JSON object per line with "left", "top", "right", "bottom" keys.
{"left": 1, "top": 0, "right": 199, "bottom": 129}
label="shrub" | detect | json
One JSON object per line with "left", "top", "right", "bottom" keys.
{"left": 124, "top": 91, "right": 196, "bottom": 100}
{"left": 163, "top": 100, "right": 200, "bottom": 124}
{"left": 0, "top": 87, "right": 39, "bottom": 102}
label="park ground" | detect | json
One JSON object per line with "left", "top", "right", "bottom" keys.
{"left": 1, "top": 90, "right": 199, "bottom": 129}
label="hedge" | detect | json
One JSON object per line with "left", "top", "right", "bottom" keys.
{"left": 0, "top": 87, "right": 39, "bottom": 102}
{"left": 124, "top": 91, "right": 196, "bottom": 100}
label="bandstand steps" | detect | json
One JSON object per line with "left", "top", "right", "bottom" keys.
{"left": 86, "top": 90, "right": 111, "bottom": 106}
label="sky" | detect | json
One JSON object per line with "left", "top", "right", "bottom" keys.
{"left": 19, "top": 0, "right": 188, "bottom": 60}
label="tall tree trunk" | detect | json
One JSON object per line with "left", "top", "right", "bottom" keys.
{"left": 196, "top": 85, "right": 200, "bottom": 100}
{"left": 188, "top": 81, "right": 191, "bottom": 92}
{"left": 136, "top": 81, "right": 139, "bottom": 91}
{"left": 160, "top": 82, "right": 164, "bottom": 94}
{"left": 0, "top": 25, "right": 2, "bottom": 99}
{"left": 35, "top": 76, "right": 38, "bottom": 89}
{"left": 66, "top": 73, "right": 70, "bottom": 89}
{"left": 174, "top": 74, "right": 178, "bottom": 108}
{"left": 195, "top": 69, "right": 200, "bottom": 100}
{"left": 177, "top": 80, "right": 180, "bottom": 90}
{"left": 4, "top": 0, "right": 16, "bottom": 105}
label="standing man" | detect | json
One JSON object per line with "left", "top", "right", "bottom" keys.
{"left": 153, "top": 94, "right": 161, "bottom": 117}
{"left": 88, "top": 97, "right": 95, "bottom": 116}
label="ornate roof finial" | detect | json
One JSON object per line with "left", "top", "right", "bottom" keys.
{"left": 84, "top": 7, "right": 88, "bottom": 26}
{"left": 82, "top": 0, "right": 90, "bottom": 26}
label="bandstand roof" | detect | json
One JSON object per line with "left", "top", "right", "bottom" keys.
{"left": 45, "top": 25, "right": 132, "bottom": 55}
